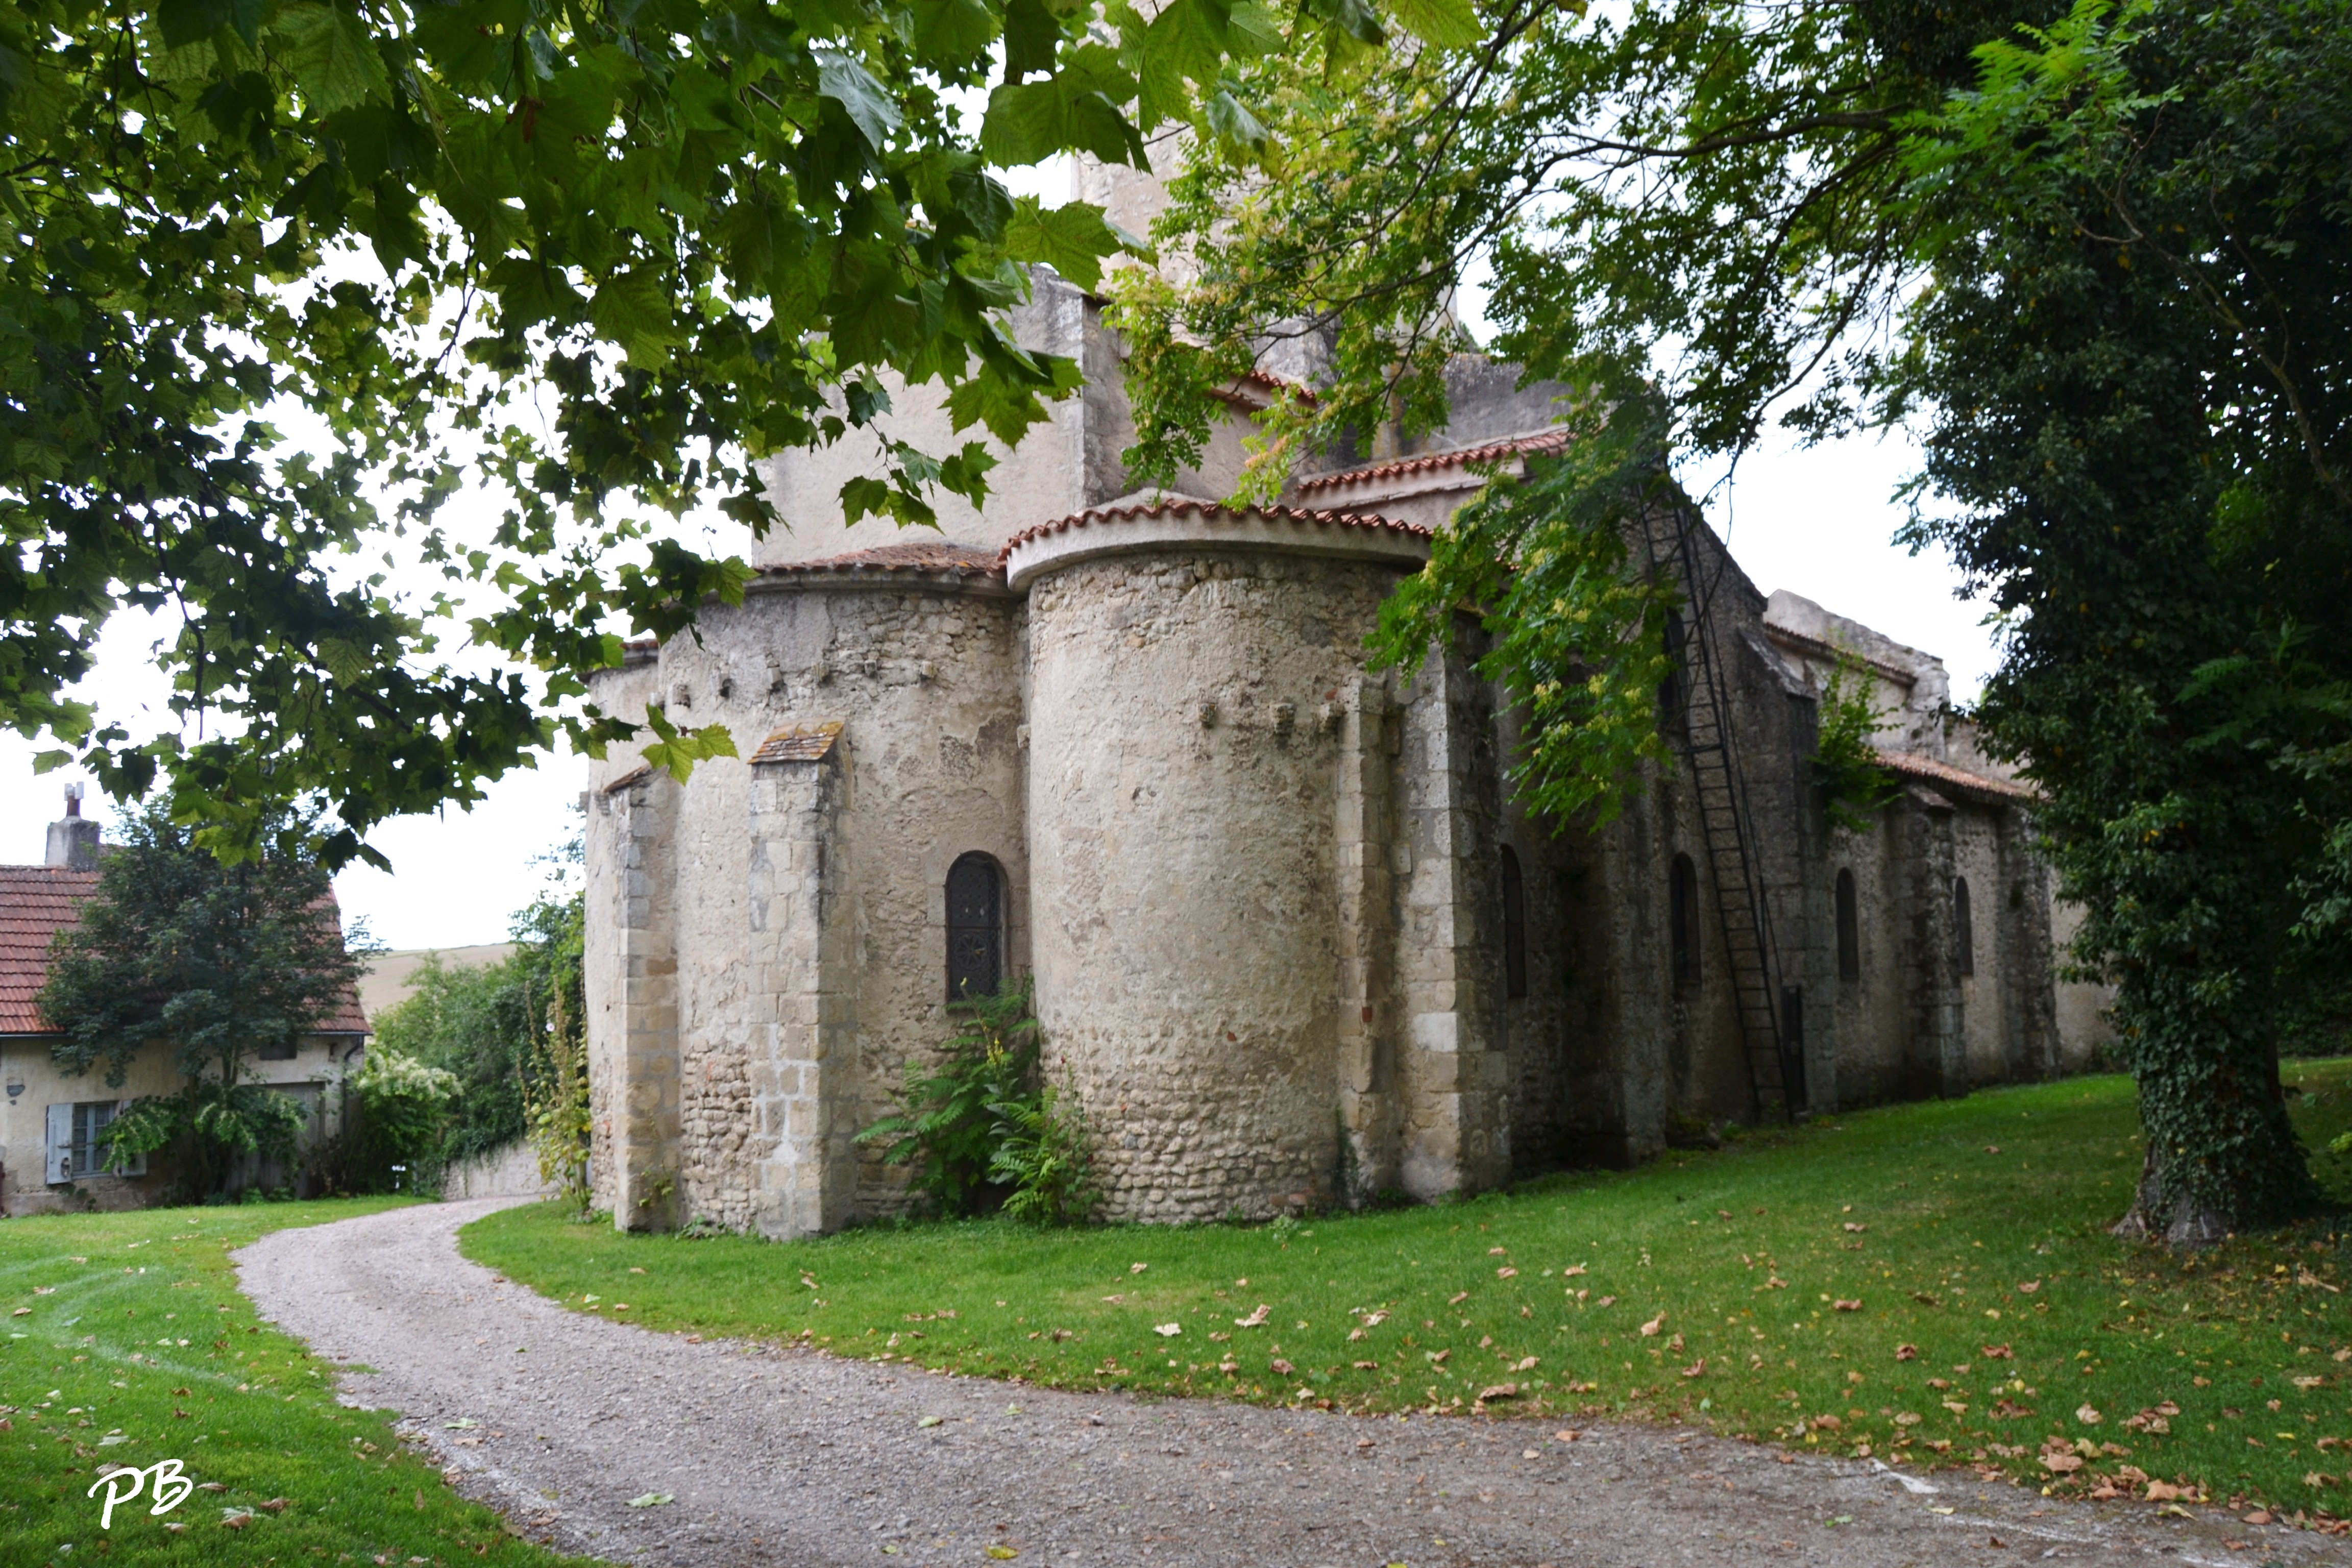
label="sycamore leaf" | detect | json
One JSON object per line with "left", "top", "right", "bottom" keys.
{"left": 1003, "top": 199, "right": 1126, "bottom": 289}
{"left": 271, "top": 4, "right": 391, "bottom": 115}
{"left": 816, "top": 50, "right": 902, "bottom": 150}
{"left": 1385, "top": 0, "right": 1481, "bottom": 47}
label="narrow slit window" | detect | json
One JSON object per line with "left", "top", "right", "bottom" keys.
{"left": 946, "top": 853, "right": 1004, "bottom": 1001}
{"left": 1670, "top": 852, "right": 1701, "bottom": 989}
{"left": 1660, "top": 609, "right": 1688, "bottom": 733}
{"left": 1500, "top": 846, "right": 1528, "bottom": 1000}
{"left": 1953, "top": 876, "right": 1975, "bottom": 977}
{"left": 1835, "top": 868, "right": 1860, "bottom": 982}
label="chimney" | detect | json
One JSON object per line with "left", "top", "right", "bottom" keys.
{"left": 46, "top": 782, "right": 100, "bottom": 870}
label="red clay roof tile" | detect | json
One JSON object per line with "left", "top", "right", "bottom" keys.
{"left": 1292, "top": 429, "right": 1572, "bottom": 494}
{"left": 0, "top": 864, "right": 368, "bottom": 1036}
{"left": 997, "top": 496, "right": 1428, "bottom": 562}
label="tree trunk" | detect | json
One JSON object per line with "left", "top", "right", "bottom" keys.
{"left": 2109, "top": 1141, "right": 2235, "bottom": 1247}
{"left": 2110, "top": 1014, "right": 2315, "bottom": 1246}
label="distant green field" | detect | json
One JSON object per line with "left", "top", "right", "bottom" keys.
{"left": 468, "top": 1066, "right": 2352, "bottom": 1523}
{"left": 1, "top": 1198, "right": 591, "bottom": 1568}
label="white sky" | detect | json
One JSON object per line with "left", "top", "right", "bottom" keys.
{"left": 0, "top": 159, "right": 1999, "bottom": 952}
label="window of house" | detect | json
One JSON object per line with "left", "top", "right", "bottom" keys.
{"left": 44, "top": 1100, "right": 145, "bottom": 1183}
{"left": 1670, "top": 852, "right": 1701, "bottom": 989}
{"left": 945, "top": 852, "right": 1004, "bottom": 1001}
{"left": 1953, "top": 876, "right": 1976, "bottom": 977}
{"left": 257, "top": 1038, "right": 299, "bottom": 1062}
{"left": 1835, "top": 868, "right": 1860, "bottom": 982}
{"left": 1500, "top": 846, "right": 1528, "bottom": 1000}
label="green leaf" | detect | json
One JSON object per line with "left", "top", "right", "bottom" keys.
{"left": 271, "top": 4, "right": 393, "bottom": 116}
{"left": 1002, "top": 198, "right": 1125, "bottom": 289}
{"left": 909, "top": 0, "right": 998, "bottom": 66}
{"left": 816, "top": 50, "right": 903, "bottom": 150}
{"left": 587, "top": 271, "right": 680, "bottom": 369}
{"left": 1002, "top": 0, "right": 1061, "bottom": 80}
{"left": 1384, "top": 0, "right": 1480, "bottom": 49}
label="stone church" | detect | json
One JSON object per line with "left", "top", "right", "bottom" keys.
{"left": 581, "top": 189, "right": 2109, "bottom": 1238}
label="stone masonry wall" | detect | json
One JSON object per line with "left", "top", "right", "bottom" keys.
{"left": 1024, "top": 549, "right": 1419, "bottom": 1221}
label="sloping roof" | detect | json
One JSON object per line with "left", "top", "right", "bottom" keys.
{"left": 750, "top": 721, "right": 843, "bottom": 765}
{"left": 1874, "top": 748, "right": 2036, "bottom": 803}
{"left": 999, "top": 495, "right": 1431, "bottom": 559}
{"left": 0, "top": 866, "right": 99, "bottom": 1034}
{"left": 758, "top": 542, "right": 1005, "bottom": 579}
{"left": 0, "top": 864, "right": 369, "bottom": 1037}
{"left": 1292, "top": 429, "right": 1572, "bottom": 494}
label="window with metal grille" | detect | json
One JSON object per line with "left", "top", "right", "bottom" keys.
{"left": 1500, "top": 846, "right": 1528, "bottom": 1000}
{"left": 1835, "top": 868, "right": 1860, "bottom": 982}
{"left": 1953, "top": 876, "right": 1975, "bottom": 977}
{"left": 945, "top": 852, "right": 1003, "bottom": 1001}
{"left": 1670, "top": 852, "right": 1701, "bottom": 989}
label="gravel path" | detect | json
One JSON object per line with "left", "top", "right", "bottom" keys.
{"left": 235, "top": 1199, "right": 2336, "bottom": 1568}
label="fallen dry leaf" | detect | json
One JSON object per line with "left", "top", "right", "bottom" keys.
{"left": 2017, "top": 1281, "right": 2040, "bottom": 1294}
{"left": 1234, "top": 1304, "right": 1270, "bottom": 1329}
{"left": 1476, "top": 1383, "right": 1520, "bottom": 1403}
{"left": 1563, "top": 1264, "right": 1587, "bottom": 1277}
{"left": 1982, "top": 1344, "right": 2014, "bottom": 1359}
{"left": 2077, "top": 1404, "right": 2103, "bottom": 1426}
{"left": 1680, "top": 1359, "right": 1706, "bottom": 1378}
{"left": 1640, "top": 1314, "right": 1664, "bottom": 1337}
{"left": 1832, "top": 1300, "right": 1861, "bottom": 1313}
{"left": 1448, "top": 1292, "right": 1470, "bottom": 1306}
{"left": 1496, "top": 1266, "right": 1519, "bottom": 1279}
{"left": 259, "top": 1498, "right": 290, "bottom": 1513}
{"left": 1270, "top": 1358, "right": 1295, "bottom": 1376}
{"left": 1895, "top": 1344, "right": 1919, "bottom": 1361}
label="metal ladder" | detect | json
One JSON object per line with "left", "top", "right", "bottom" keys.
{"left": 1649, "top": 506, "right": 1804, "bottom": 1120}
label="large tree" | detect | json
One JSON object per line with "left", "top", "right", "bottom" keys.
{"left": 40, "top": 801, "right": 369, "bottom": 1195}
{"left": 1119, "top": 0, "right": 2352, "bottom": 1237}
{"left": 1, "top": 0, "right": 1456, "bottom": 866}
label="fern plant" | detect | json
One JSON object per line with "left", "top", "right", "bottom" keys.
{"left": 990, "top": 1070, "right": 1101, "bottom": 1227}
{"left": 857, "top": 979, "right": 1041, "bottom": 1217}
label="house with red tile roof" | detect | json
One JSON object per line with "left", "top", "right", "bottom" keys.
{"left": 0, "top": 790, "right": 369, "bottom": 1215}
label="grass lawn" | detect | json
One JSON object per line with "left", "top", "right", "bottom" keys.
{"left": 2, "top": 1197, "right": 592, "bottom": 1568}
{"left": 468, "top": 1066, "right": 2352, "bottom": 1528}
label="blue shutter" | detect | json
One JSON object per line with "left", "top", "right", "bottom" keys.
{"left": 44, "top": 1102, "right": 71, "bottom": 1184}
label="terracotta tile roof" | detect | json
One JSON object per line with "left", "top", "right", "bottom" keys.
{"left": 0, "top": 866, "right": 98, "bottom": 1034}
{"left": 999, "top": 496, "right": 1429, "bottom": 560}
{"left": 750, "top": 721, "right": 842, "bottom": 765}
{"left": 758, "top": 542, "right": 1005, "bottom": 578}
{"left": 1874, "top": 748, "right": 2036, "bottom": 803}
{"left": 1292, "top": 429, "right": 1572, "bottom": 494}
{"left": 0, "top": 864, "right": 368, "bottom": 1036}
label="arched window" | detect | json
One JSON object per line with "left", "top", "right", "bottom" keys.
{"left": 1659, "top": 609, "right": 1688, "bottom": 733}
{"left": 1670, "top": 852, "right": 1701, "bottom": 989}
{"left": 1835, "top": 868, "right": 1860, "bottom": 982}
{"left": 1953, "top": 876, "right": 1975, "bottom": 977}
{"left": 1499, "top": 846, "right": 1528, "bottom": 1000}
{"left": 945, "top": 853, "right": 1003, "bottom": 1001}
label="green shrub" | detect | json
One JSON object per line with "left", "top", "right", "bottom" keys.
{"left": 856, "top": 980, "right": 1044, "bottom": 1217}
{"left": 990, "top": 1069, "right": 1100, "bottom": 1227}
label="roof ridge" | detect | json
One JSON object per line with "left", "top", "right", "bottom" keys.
{"left": 1293, "top": 428, "right": 1572, "bottom": 493}
{"left": 997, "top": 496, "right": 1429, "bottom": 565}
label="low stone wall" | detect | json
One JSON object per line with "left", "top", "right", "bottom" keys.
{"left": 440, "top": 1142, "right": 551, "bottom": 1201}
